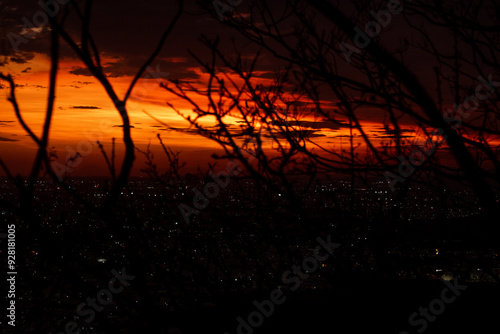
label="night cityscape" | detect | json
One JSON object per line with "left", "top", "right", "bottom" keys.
{"left": 2, "top": 175, "right": 500, "bottom": 333}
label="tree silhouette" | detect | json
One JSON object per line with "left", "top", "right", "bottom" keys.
{"left": 187, "top": 0, "right": 500, "bottom": 222}
{"left": 0, "top": 1, "right": 499, "bottom": 333}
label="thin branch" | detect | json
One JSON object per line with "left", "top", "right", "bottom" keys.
{"left": 123, "top": 0, "right": 184, "bottom": 103}
{"left": 0, "top": 73, "right": 40, "bottom": 145}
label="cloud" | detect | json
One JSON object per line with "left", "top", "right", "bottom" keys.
{"left": 69, "top": 67, "right": 93, "bottom": 77}
{"left": 70, "top": 106, "right": 102, "bottom": 110}
{"left": 373, "top": 134, "right": 414, "bottom": 139}
{"left": 68, "top": 56, "right": 198, "bottom": 82}
{"left": 21, "top": 67, "right": 31, "bottom": 73}
{"left": 162, "top": 123, "right": 328, "bottom": 140}
{"left": 0, "top": 136, "right": 19, "bottom": 142}
{"left": 5, "top": 52, "right": 36, "bottom": 65}
{"left": 328, "top": 134, "right": 361, "bottom": 139}
{"left": 9, "top": 56, "right": 28, "bottom": 64}
{"left": 113, "top": 125, "right": 135, "bottom": 128}
{"left": 370, "top": 127, "right": 416, "bottom": 139}
{"left": 372, "top": 127, "right": 415, "bottom": 134}
{"left": 262, "top": 129, "right": 326, "bottom": 138}
{"left": 295, "top": 120, "right": 349, "bottom": 131}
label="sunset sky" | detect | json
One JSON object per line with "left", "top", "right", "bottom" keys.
{"left": 0, "top": 0, "right": 494, "bottom": 177}
{"left": 0, "top": 55, "right": 389, "bottom": 176}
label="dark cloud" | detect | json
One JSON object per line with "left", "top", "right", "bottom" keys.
{"left": 373, "top": 128, "right": 414, "bottom": 133}
{"left": 70, "top": 106, "right": 102, "bottom": 110}
{"left": 370, "top": 127, "right": 416, "bottom": 138}
{"left": 162, "top": 123, "right": 328, "bottom": 140}
{"left": 5, "top": 52, "right": 36, "bottom": 65}
{"left": 231, "top": 120, "right": 349, "bottom": 132}
{"left": 69, "top": 67, "right": 92, "bottom": 77}
{"left": 69, "top": 63, "right": 130, "bottom": 78}
{"left": 21, "top": 67, "right": 31, "bottom": 73}
{"left": 113, "top": 125, "right": 136, "bottom": 128}
{"left": 69, "top": 58, "right": 200, "bottom": 82}
{"left": 252, "top": 70, "right": 281, "bottom": 80}
{"left": 0, "top": 0, "right": 257, "bottom": 78}
{"left": 0, "top": 136, "right": 18, "bottom": 142}
{"left": 295, "top": 120, "right": 349, "bottom": 130}
{"left": 327, "top": 134, "right": 362, "bottom": 140}
{"left": 10, "top": 56, "right": 28, "bottom": 64}
{"left": 262, "top": 130, "right": 326, "bottom": 138}
{"left": 372, "top": 134, "right": 414, "bottom": 139}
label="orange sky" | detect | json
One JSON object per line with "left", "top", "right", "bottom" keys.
{"left": 0, "top": 52, "right": 393, "bottom": 177}
{"left": 2, "top": 51, "right": 496, "bottom": 178}
{"left": 0, "top": 54, "right": 225, "bottom": 176}
{"left": 2, "top": 1, "right": 498, "bottom": 178}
